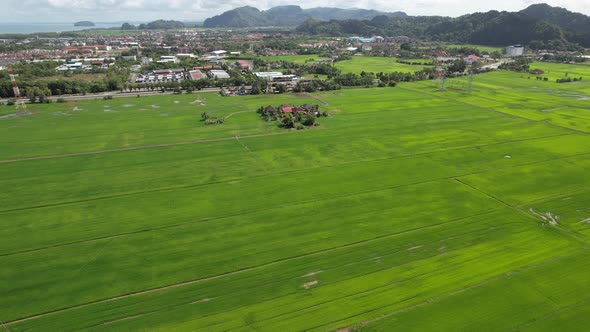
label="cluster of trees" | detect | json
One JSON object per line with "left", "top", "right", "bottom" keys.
{"left": 292, "top": 79, "right": 341, "bottom": 92}
{"left": 256, "top": 104, "right": 325, "bottom": 129}
{"left": 499, "top": 57, "right": 531, "bottom": 72}
{"left": 556, "top": 77, "right": 583, "bottom": 83}
{"left": 375, "top": 68, "right": 437, "bottom": 85}
{"left": 333, "top": 72, "right": 376, "bottom": 86}
{"left": 396, "top": 59, "right": 434, "bottom": 66}
{"left": 200, "top": 112, "right": 225, "bottom": 125}
{"left": 0, "top": 61, "right": 129, "bottom": 98}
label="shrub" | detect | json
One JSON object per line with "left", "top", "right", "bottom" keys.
{"left": 56, "top": 98, "right": 67, "bottom": 103}
{"left": 103, "top": 95, "right": 113, "bottom": 100}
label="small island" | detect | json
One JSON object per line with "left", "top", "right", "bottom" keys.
{"left": 74, "top": 21, "right": 95, "bottom": 27}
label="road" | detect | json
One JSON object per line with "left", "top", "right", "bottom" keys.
{"left": 0, "top": 87, "right": 223, "bottom": 104}
{"left": 481, "top": 59, "right": 513, "bottom": 70}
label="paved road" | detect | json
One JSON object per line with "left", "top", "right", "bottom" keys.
{"left": 0, "top": 87, "right": 223, "bottom": 104}
{"left": 481, "top": 60, "right": 513, "bottom": 70}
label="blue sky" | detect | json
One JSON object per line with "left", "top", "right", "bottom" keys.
{"left": 1, "top": 0, "right": 589, "bottom": 23}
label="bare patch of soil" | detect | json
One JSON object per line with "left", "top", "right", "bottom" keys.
{"left": 303, "top": 280, "right": 318, "bottom": 289}
{"left": 190, "top": 298, "right": 213, "bottom": 304}
{"left": 301, "top": 271, "right": 322, "bottom": 278}
{"left": 530, "top": 208, "right": 560, "bottom": 225}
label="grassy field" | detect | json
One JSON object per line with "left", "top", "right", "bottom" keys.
{"left": 1, "top": 62, "right": 590, "bottom": 331}
{"left": 444, "top": 44, "right": 504, "bottom": 53}
{"left": 334, "top": 56, "right": 434, "bottom": 74}
{"left": 260, "top": 55, "right": 331, "bottom": 64}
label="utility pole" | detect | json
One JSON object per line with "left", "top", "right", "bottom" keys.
{"left": 7, "top": 66, "right": 27, "bottom": 112}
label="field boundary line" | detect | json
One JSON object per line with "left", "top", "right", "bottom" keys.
{"left": 0, "top": 173, "right": 500, "bottom": 257}
{"left": 302, "top": 93, "right": 330, "bottom": 106}
{"left": 0, "top": 131, "right": 294, "bottom": 164}
{"left": 328, "top": 249, "right": 584, "bottom": 332}
{"left": 397, "top": 84, "right": 590, "bottom": 136}
{"left": 220, "top": 227, "right": 570, "bottom": 332}
{"left": 84, "top": 226, "right": 494, "bottom": 329}
{"left": 173, "top": 217, "right": 519, "bottom": 330}
{"left": 221, "top": 246, "right": 502, "bottom": 331}
{"left": 3, "top": 149, "right": 589, "bottom": 255}
{"left": 5, "top": 209, "right": 502, "bottom": 326}
{"left": 0, "top": 132, "right": 578, "bottom": 214}
{"left": 512, "top": 297, "right": 590, "bottom": 330}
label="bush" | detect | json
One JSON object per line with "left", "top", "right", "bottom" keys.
{"left": 7, "top": 99, "right": 16, "bottom": 106}
{"left": 103, "top": 95, "right": 113, "bottom": 100}
{"left": 295, "top": 123, "right": 305, "bottom": 130}
{"left": 56, "top": 98, "right": 67, "bottom": 103}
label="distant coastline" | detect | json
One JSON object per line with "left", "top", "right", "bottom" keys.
{"left": 74, "top": 21, "right": 96, "bottom": 27}
{"left": 0, "top": 22, "right": 121, "bottom": 34}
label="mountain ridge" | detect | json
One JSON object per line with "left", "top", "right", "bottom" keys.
{"left": 202, "top": 5, "right": 407, "bottom": 28}
{"left": 294, "top": 4, "right": 590, "bottom": 49}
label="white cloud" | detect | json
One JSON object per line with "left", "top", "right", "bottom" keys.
{"left": 0, "top": 0, "right": 588, "bottom": 22}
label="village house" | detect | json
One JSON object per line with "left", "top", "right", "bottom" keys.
{"left": 464, "top": 54, "right": 481, "bottom": 65}
{"left": 235, "top": 60, "right": 253, "bottom": 71}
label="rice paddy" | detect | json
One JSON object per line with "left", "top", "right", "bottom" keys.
{"left": 1, "top": 62, "right": 590, "bottom": 331}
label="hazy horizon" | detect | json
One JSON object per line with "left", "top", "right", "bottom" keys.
{"left": 1, "top": 1, "right": 589, "bottom": 23}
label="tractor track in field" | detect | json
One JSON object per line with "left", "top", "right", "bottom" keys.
{"left": 4, "top": 140, "right": 585, "bottom": 256}
{"left": 303, "top": 93, "right": 330, "bottom": 106}
{"left": 0, "top": 132, "right": 577, "bottom": 215}
{"left": 398, "top": 85, "right": 590, "bottom": 136}
{"left": 330, "top": 249, "right": 584, "bottom": 332}
{"left": 84, "top": 219, "right": 504, "bottom": 329}
{"left": 0, "top": 131, "right": 293, "bottom": 164}
{"left": 5, "top": 209, "right": 503, "bottom": 326}
{"left": 0, "top": 173, "right": 492, "bottom": 257}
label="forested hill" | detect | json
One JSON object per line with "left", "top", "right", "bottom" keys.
{"left": 519, "top": 3, "right": 590, "bottom": 46}
{"left": 295, "top": 4, "right": 590, "bottom": 49}
{"left": 202, "top": 5, "right": 407, "bottom": 28}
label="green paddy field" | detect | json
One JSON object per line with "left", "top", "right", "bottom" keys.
{"left": 334, "top": 56, "right": 434, "bottom": 74}
{"left": 1, "top": 62, "right": 590, "bottom": 331}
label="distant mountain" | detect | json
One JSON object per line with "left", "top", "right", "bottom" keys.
{"left": 296, "top": 3, "right": 590, "bottom": 49}
{"left": 74, "top": 21, "right": 95, "bottom": 27}
{"left": 202, "top": 5, "right": 406, "bottom": 28}
{"left": 520, "top": 3, "right": 590, "bottom": 46}
{"left": 520, "top": 4, "right": 590, "bottom": 34}
{"left": 140, "top": 20, "right": 185, "bottom": 30}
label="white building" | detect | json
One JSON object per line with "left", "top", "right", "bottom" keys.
{"left": 204, "top": 50, "right": 227, "bottom": 57}
{"left": 253, "top": 72, "right": 298, "bottom": 83}
{"left": 506, "top": 45, "right": 524, "bottom": 57}
{"left": 208, "top": 70, "right": 230, "bottom": 79}
{"left": 157, "top": 56, "right": 179, "bottom": 63}
{"left": 253, "top": 72, "right": 284, "bottom": 79}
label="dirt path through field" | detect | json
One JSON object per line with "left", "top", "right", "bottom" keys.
{"left": 303, "top": 93, "right": 330, "bottom": 106}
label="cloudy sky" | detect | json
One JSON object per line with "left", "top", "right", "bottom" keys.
{"left": 1, "top": 0, "right": 589, "bottom": 23}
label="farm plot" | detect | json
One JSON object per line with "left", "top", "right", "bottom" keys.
{"left": 334, "top": 56, "right": 434, "bottom": 74}
{"left": 2, "top": 68, "right": 590, "bottom": 331}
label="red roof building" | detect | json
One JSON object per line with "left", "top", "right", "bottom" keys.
{"left": 236, "top": 60, "right": 253, "bottom": 70}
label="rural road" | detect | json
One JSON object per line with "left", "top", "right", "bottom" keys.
{"left": 0, "top": 87, "right": 224, "bottom": 104}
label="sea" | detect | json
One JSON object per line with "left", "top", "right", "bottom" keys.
{"left": 0, "top": 23, "right": 122, "bottom": 34}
